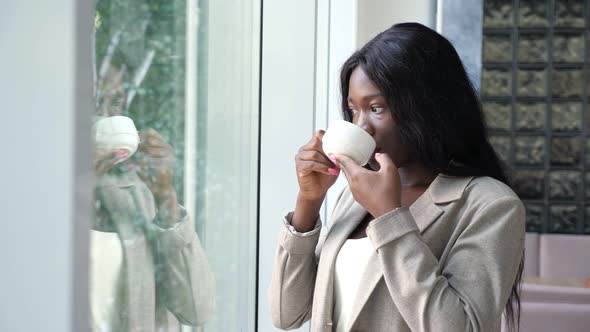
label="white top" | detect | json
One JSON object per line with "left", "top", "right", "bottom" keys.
{"left": 333, "top": 237, "right": 374, "bottom": 332}
{"left": 90, "top": 230, "right": 123, "bottom": 331}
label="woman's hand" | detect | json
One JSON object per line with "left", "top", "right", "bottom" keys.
{"left": 295, "top": 130, "right": 340, "bottom": 202}
{"left": 95, "top": 149, "right": 128, "bottom": 176}
{"left": 331, "top": 152, "right": 401, "bottom": 218}
{"left": 132, "top": 128, "right": 180, "bottom": 226}
{"left": 291, "top": 130, "right": 339, "bottom": 232}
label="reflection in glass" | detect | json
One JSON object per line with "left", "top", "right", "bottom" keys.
{"left": 90, "top": 0, "right": 262, "bottom": 331}
{"left": 91, "top": 1, "right": 217, "bottom": 327}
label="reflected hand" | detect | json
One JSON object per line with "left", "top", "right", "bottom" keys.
{"left": 132, "top": 128, "right": 180, "bottom": 226}
{"left": 95, "top": 149, "right": 129, "bottom": 176}
{"left": 332, "top": 152, "right": 401, "bottom": 218}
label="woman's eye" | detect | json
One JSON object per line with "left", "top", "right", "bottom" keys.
{"left": 370, "top": 106, "right": 384, "bottom": 113}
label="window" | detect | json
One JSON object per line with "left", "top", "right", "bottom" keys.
{"left": 91, "top": 0, "right": 261, "bottom": 331}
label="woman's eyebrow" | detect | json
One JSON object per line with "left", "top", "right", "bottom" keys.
{"left": 347, "top": 93, "right": 384, "bottom": 102}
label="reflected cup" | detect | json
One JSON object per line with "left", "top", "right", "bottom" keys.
{"left": 94, "top": 116, "right": 140, "bottom": 161}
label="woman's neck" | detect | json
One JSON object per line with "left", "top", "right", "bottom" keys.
{"left": 398, "top": 162, "right": 437, "bottom": 188}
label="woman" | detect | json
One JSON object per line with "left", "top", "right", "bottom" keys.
{"left": 92, "top": 127, "right": 215, "bottom": 331}
{"left": 269, "top": 23, "right": 525, "bottom": 332}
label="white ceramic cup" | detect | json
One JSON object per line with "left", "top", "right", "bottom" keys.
{"left": 93, "top": 116, "right": 140, "bottom": 160}
{"left": 321, "top": 119, "right": 376, "bottom": 166}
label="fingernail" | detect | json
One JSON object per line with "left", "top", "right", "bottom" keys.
{"left": 328, "top": 167, "right": 340, "bottom": 175}
{"left": 116, "top": 150, "right": 129, "bottom": 158}
{"left": 328, "top": 154, "right": 336, "bottom": 163}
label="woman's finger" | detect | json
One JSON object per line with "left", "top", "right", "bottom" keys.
{"left": 331, "top": 154, "right": 363, "bottom": 178}
{"left": 297, "top": 150, "right": 333, "bottom": 167}
{"left": 297, "top": 160, "right": 337, "bottom": 176}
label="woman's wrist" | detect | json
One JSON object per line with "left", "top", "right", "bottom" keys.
{"left": 154, "top": 190, "right": 181, "bottom": 227}
{"left": 291, "top": 193, "right": 324, "bottom": 233}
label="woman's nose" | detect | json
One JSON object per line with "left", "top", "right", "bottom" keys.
{"left": 356, "top": 112, "right": 375, "bottom": 136}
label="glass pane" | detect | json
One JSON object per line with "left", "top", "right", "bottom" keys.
{"left": 525, "top": 203, "right": 544, "bottom": 232}
{"left": 513, "top": 169, "right": 545, "bottom": 199}
{"left": 482, "top": 68, "right": 512, "bottom": 96}
{"left": 549, "top": 170, "right": 581, "bottom": 199}
{"left": 553, "top": 33, "right": 584, "bottom": 63}
{"left": 551, "top": 102, "right": 582, "bottom": 132}
{"left": 518, "top": 0, "right": 549, "bottom": 27}
{"left": 91, "top": 0, "right": 260, "bottom": 331}
{"left": 517, "top": 68, "right": 547, "bottom": 96}
{"left": 514, "top": 136, "right": 545, "bottom": 165}
{"left": 484, "top": 0, "right": 513, "bottom": 28}
{"left": 549, "top": 205, "right": 579, "bottom": 233}
{"left": 552, "top": 69, "right": 584, "bottom": 97}
{"left": 483, "top": 34, "right": 512, "bottom": 62}
{"left": 517, "top": 34, "right": 547, "bottom": 63}
{"left": 483, "top": 102, "right": 511, "bottom": 130}
{"left": 490, "top": 136, "right": 511, "bottom": 162}
{"left": 551, "top": 137, "right": 582, "bottom": 166}
{"left": 515, "top": 102, "right": 545, "bottom": 131}
{"left": 554, "top": 0, "right": 586, "bottom": 27}
{"left": 585, "top": 173, "right": 590, "bottom": 199}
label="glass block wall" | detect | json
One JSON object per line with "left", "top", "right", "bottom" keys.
{"left": 482, "top": 0, "right": 590, "bottom": 234}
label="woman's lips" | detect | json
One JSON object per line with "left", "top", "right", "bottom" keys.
{"left": 372, "top": 147, "right": 382, "bottom": 158}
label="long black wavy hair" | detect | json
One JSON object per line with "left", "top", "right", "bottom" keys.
{"left": 340, "top": 22, "right": 523, "bottom": 331}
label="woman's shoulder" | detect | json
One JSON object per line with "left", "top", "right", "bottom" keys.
{"left": 460, "top": 175, "right": 523, "bottom": 211}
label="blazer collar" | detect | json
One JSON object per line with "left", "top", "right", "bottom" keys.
{"left": 428, "top": 174, "right": 474, "bottom": 204}
{"left": 323, "top": 174, "right": 474, "bottom": 329}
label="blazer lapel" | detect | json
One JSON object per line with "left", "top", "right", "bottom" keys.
{"left": 410, "top": 190, "right": 443, "bottom": 233}
{"left": 312, "top": 199, "right": 367, "bottom": 328}
{"left": 345, "top": 189, "right": 443, "bottom": 329}
{"left": 314, "top": 175, "right": 474, "bottom": 329}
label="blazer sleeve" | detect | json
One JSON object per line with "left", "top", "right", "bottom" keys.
{"left": 366, "top": 196, "right": 525, "bottom": 332}
{"left": 268, "top": 212, "right": 323, "bottom": 330}
{"left": 147, "top": 209, "right": 216, "bottom": 327}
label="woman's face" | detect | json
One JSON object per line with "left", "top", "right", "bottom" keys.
{"left": 347, "top": 66, "right": 410, "bottom": 169}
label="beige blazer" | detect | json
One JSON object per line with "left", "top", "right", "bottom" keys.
{"left": 269, "top": 175, "right": 525, "bottom": 332}
{"left": 93, "top": 171, "right": 215, "bottom": 331}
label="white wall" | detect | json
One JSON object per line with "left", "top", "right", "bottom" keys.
{"left": 258, "top": 1, "right": 317, "bottom": 331}
{"left": 0, "top": 1, "right": 93, "bottom": 331}
{"left": 357, "top": 0, "right": 437, "bottom": 47}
